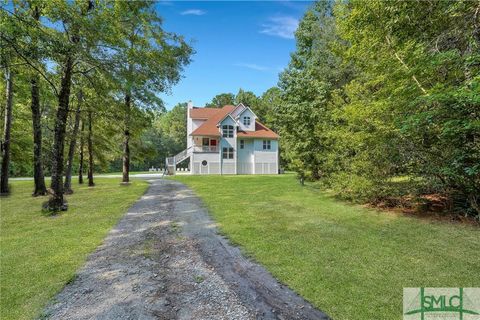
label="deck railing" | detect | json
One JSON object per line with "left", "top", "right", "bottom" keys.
{"left": 193, "top": 146, "right": 219, "bottom": 153}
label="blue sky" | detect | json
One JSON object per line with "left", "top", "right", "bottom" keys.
{"left": 156, "top": 1, "right": 312, "bottom": 109}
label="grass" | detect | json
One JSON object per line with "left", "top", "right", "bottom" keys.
{"left": 0, "top": 178, "right": 148, "bottom": 320}
{"left": 172, "top": 174, "right": 480, "bottom": 320}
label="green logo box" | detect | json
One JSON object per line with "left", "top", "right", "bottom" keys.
{"left": 404, "top": 288, "right": 480, "bottom": 320}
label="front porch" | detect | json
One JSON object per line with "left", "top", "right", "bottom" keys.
{"left": 192, "top": 136, "right": 219, "bottom": 153}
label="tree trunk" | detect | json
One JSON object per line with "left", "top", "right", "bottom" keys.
{"left": 87, "top": 109, "right": 94, "bottom": 187}
{"left": 78, "top": 120, "right": 84, "bottom": 184}
{"left": 64, "top": 90, "right": 82, "bottom": 194}
{"left": 0, "top": 68, "right": 13, "bottom": 195}
{"left": 122, "top": 93, "right": 131, "bottom": 184}
{"left": 47, "top": 56, "right": 74, "bottom": 211}
{"left": 31, "top": 73, "right": 47, "bottom": 196}
{"left": 30, "top": 4, "right": 47, "bottom": 197}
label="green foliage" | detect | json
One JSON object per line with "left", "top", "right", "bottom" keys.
{"left": 0, "top": 0, "right": 193, "bottom": 179}
{"left": 258, "top": 87, "right": 282, "bottom": 129}
{"left": 206, "top": 92, "right": 235, "bottom": 108}
{"left": 235, "top": 88, "right": 260, "bottom": 109}
{"left": 276, "top": 1, "right": 350, "bottom": 181}
{"left": 124, "top": 102, "right": 188, "bottom": 170}
{"left": 277, "top": 0, "right": 479, "bottom": 218}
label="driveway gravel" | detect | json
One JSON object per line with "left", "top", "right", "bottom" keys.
{"left": 43, "top": 179, "right": 329, "bottom": 320}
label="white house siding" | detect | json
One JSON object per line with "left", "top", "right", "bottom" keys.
{"left": 237, "top": 108, "right": 256, "bottom": 132}
{"left": 191, "top": 153, "right": 220, "bottom": 175}
{"left": 220, "top": 116, "right": 237, "bottom": 175}
{"left": 253, "top": 139, "right": 278, "bottom": 174}
{"left": 237, "top": 138, "right": 254, "bottom": 174}
{"left": 222, "top": 161, "right": 236, "bottom": 174}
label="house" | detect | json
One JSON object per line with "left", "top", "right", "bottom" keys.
{"left": 166, "top": 101, "right": 279, "bottom": 175}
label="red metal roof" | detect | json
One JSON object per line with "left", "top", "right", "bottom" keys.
{"left": 189, "top": 107, "right": 225, "bottom": 119}
{"left": 237, "top": 121, "right": 279, "bottom": 139}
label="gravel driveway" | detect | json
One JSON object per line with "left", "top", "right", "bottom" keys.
{"left": 44, "top": 179, "right": 329, "bottom": 320}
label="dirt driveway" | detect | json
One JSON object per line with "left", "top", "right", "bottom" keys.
{"left": 44, "top": 179, "right": 329, "bottom": 320}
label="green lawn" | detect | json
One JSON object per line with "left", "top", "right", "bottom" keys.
{"left": 173, "top": 174, "right": 479, "bottom": 320}
{"left": 0, "top": 179, "right": 148, "bottom": 320}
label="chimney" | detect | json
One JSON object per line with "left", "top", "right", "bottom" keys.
{"left": 186, "top": 100, "right": 193, "bottom": 148}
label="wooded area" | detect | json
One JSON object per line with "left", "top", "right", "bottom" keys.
{"left": 0, "top": 0, "right": 192, "bottom": 211}
{"left": 1, "top": 0, "right": 479, "bottom": 218}
{"left": 274, "top": 0, "right": 480, "bottom": 219}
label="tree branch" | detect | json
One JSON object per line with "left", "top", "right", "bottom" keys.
{"left": 385, "top": 35, "right": 427, "bottom": 94}
{"left": 0, "top": 34, "right": 59, "bottom": 96}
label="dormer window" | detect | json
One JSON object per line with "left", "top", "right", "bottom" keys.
{"left": 243, "top": 116, "right": 251, "bottom": 126}
{"left": 222, "top": 125, "right": 234, "bottom": 138}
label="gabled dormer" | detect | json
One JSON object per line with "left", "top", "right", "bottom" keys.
{"left": 217, "top": 114, "right": 237, "bottom": 139}
{"left": 236, "top": 105, "right": 257, "bottom": 132}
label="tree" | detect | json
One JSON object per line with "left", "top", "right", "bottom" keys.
{"left": 87, "top": 107, "right": 94, "bottom": 187}
{"left": 206, "top": 93, "right": 235, "bottom": 108}
{"left": 112, "top": 1, "right": 192, "bottom": 184}
{"left": 235, "top": 89, "right": 260, "bottom": 111}
{"left": 78, "top": 119, "right": 84, "bottom": 184}
{"left": 334, "top": 0, "right": 480, "bottom": 216}
{"left": 63, "top": 89, "right": 82, "bottom": 194}
{"left": 277, "top": 1, "right": 348, "bottom": 182}
{"left": 28, "top": 1, "right": 47, "bottom": 196}
{"left": 158, "top": 103, "right": 187, "bottom": 147}
{"left": 1, "top": 65, "right": 13, "bottom": 195}
{"left": 259, "top": 87, "right": 282, "bottom": 128}
{"left": 137, "top": 103, "right": 187, "bottom": 170}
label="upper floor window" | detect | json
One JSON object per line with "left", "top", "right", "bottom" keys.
{"left": 263, "top": 140, "right": 271, "bottom": 150}
{"left": 222, "top": 125, "right": 234, "bottom": 138}
{"left": 243, "top": 116, "right": 251, "bottom": 126}
{"left": 240, "top": 140, "right": 245, "bottom": 149}
{"left": 222, "top": 147, "right": 234, "bottom": 159}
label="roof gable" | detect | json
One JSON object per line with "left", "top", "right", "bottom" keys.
{"left": 190, "top": 105, "right": 236, "bottom": 136}
{"left": 230, "top": 103, "right": 247, "bottom": 118}
{"left": 217, "top": 113, "right": 237, "bottom": 126}
{"left": 237, "top": 105, "right": 257, "bottom": 120}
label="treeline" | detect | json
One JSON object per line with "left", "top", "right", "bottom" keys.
{"left": 274, "top": 0, "right": 480, "bottom": 219}
{"left": 0, "top": 1, "right": 192, "bottom": 211}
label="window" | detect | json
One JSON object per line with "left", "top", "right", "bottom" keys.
{"left": 263, "top": 140, "right": 271, "bottom": 150}
{"left": 222, "top": 125, "right": 234, "bottom": 138}
{"left": 243, "top": 116, "right": 251, "bottom": 126}
{"left": 201, "top": 160, "right": 208, "bottom": 166}
{"left": 222, "top": 147, "right": 234, "bottom": 159}
{"left": 240, "top": 140, "right": 245, "bottom": 149}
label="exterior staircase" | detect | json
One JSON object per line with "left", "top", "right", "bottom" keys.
{"left": 165, "top": 147, "right": 192, "bottom": 175}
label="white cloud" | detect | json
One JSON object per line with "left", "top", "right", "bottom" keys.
{"left": 235, "top": 63, "right": 270, "bottom": 71}
{"left": 180, "top": 9, "right": 206, "bottom": 16}
{"left": 260, "top": 16, "right": 298, "bottom": 39}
